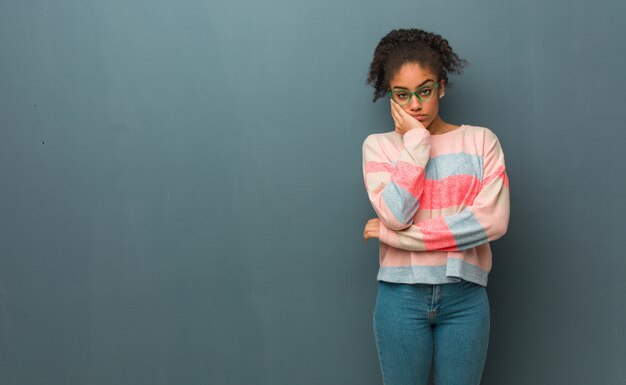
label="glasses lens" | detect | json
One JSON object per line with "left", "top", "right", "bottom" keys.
{"left": 391, "top": 91, "right": 411, "bottom": 105}
{"left": 417, "top": 85, "right": 436, "bottom": 101}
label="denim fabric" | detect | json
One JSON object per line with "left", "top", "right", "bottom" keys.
{"left": 373, "top": 279, "right": 490, "bottom": 385}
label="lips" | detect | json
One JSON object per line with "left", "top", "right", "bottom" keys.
{"left": 411, "top": 115, "right": 427, "bottom": 121}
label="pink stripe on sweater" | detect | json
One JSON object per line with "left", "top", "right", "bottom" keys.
{"left": 421, "top": 217, "right": 458, "bottom": 251}
{"left": 420, "top": 175, "right": 481, "bottom": 209}
{"left": 391, "top": 161, "right": 425, "bottom": 197}
{"left": 502, "top": 169, "right": 509, "bottom": 188}
{"left": 482, "top": 165, "right": 506, "bottom": 186}
{"left": 365, "top": 161, "right": 394, "bottom": 174}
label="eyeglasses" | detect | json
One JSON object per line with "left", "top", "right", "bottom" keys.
{"left": 388, "top": 81, "right": 441, "bottom": 106}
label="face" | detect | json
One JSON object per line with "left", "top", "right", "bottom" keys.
{"left": 388, "top": 62, "right": 445, "bottom": 129}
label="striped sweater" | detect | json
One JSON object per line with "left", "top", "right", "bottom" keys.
{"left": 362, "top": 124, "right": 510, "bottom": 286}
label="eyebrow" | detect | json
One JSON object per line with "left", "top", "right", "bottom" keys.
{"left": 392, "top": 79, "right": 436, "bottom": 90}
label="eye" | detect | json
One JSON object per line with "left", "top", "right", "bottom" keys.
{"left": 396, "top": 92, "right": 410, "bottom": 100}
{"left": 419, "top": 87, "right": 433, "bottom": 96}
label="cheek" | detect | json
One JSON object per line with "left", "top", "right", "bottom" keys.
{"left": 426, "top": 101, "right": 440, "bottom": 114}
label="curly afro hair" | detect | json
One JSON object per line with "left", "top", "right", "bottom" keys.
{"left": 366, "top": 28, "right": 468, "bottom": 102}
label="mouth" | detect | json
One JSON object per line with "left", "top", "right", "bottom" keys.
{"left": 411, "top": 115, "right": 428, "bottom": 121}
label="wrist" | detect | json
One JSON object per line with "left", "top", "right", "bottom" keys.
{"left": 379, "top": 221, "right": 389, "bottom": 243}
{"left": 402, "top": 126, "right": 430, "bottom": 145}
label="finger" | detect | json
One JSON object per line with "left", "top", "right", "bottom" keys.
{"left": 391, "top": 100, "right": 402, "bottom": 116}
{"left": 390, "top": 102, "right": 402, "bottom": 124}
{"left": 395, "top": 103, "right": 411, "bottom": 119}
{"left": 390, "top": 99, "right": 398, "bottom": 116}
{"left": 391, "top": 99, "right": 402, "bottom": 112}
{"left": 394, "top": 103, "right": 417, "bottom": 122}
{"left": 390, "top": 110, "right": 401, "bottom": 131}
{"left": 396, "top": 106, "right": 425, "bottom": 129}
{"left": 392, "top": 103, "right": 409, "bottom": 127}
{"left": 396, "top": 105, "right": 422, "bottom": 124}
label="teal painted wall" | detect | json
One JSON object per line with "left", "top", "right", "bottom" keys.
{"left": 1, "top": 1, "right": 624, "bottom": 384}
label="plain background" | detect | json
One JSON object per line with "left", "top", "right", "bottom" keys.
{"left": 1, "top": 0, "right": 625, "bottom": 384}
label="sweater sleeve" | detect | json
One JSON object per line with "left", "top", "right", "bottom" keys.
{"left": 378, "top": 131, "right": 510, "bottom": 251}
{"left": 362, "top": 128, "right": 431, "bottom": 231}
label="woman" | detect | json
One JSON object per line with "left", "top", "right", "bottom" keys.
{"left": 362, "top": 28, "right": 510, "bottom": 385}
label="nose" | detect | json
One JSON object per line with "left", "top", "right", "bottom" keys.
{"left": 409, "top": 95, "right": 422, "bottom": 111}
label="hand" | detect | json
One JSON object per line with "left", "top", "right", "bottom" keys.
{"left": 390, "top": 99, "right": 426, "bottom": 135}
{"left": 363, "top": 218, "right": 381, "bottom": 241}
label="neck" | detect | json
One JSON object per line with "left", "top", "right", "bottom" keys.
{"left": 427, "top": 115, "right": 447, "bottom": 135}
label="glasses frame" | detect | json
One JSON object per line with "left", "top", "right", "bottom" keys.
{"left": 387, "top": 81, "right": 442, "bottom": 106}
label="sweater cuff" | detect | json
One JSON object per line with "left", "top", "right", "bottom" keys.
{"left": 403, "top": 127, "right": 430, "bottom": 147}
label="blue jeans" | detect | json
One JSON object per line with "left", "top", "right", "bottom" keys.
{"left": 373, "top": 280, "right": 490, "bottom": 385}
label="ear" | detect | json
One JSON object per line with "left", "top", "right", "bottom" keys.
{"left": 439, "top": 79, "right": 446, "bottom": 98}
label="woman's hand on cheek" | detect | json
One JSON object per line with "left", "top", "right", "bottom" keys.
{"left": 390, "top": 99, "right": 426, "bottom": 135}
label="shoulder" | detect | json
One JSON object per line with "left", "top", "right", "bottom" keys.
{"left": 362, "top": 131, "right": 400, "bottom": 150}
{"left": 462, "top": 124, "right": 499, "bottom": 140}
{"left": 462, "top": 124, "right": 503, "bottom": 149}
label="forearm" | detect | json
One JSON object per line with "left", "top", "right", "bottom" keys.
{"left": 363, "top": 128, "right": 431, "bottom": 230}
{"left": 380, "top": 168, "right": 510, "bottom": 251}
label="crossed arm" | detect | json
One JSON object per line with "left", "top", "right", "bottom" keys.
{"left": 363, "top": 130, "right": 510, "bottom": 252}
